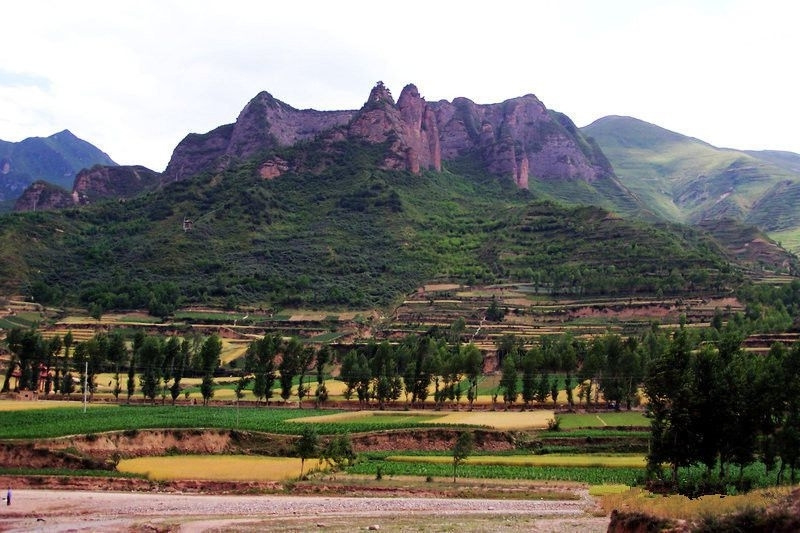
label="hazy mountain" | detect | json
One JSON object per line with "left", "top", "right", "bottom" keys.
{"left": 0, "top": 130, "right": 116, "bottom": 208}
{"left": 582, "top": 116, "right": 800, "bottom": 251}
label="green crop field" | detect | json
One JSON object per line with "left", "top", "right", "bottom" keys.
{"left": 0, "top": 405, "right": 459, "bottom": 439}
{"left": 347, "top": 458, "right": 644, "bottom": 485}
{"left": 557, "top": 412, "right": 650, "bottom": 429}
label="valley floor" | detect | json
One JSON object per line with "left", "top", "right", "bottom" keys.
{"left": 0, "top": 489, "right": 609, "bottom": 533}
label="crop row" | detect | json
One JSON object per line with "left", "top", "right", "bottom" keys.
{"left": 346, "top": 460, "right": 645, "bottom": 485}
{"left": 0, "top": 405, "right": 461, "bottom": 439}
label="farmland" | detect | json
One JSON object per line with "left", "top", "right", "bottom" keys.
{"left": 117, "top": 455, "right": 318, "bottom": 481}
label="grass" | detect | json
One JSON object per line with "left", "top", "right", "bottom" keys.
{"left": 557, "top": 412, "right": 650, "bottom": 429}
{"left": 387, "top": 454, "right": 646, "bottom": 468}
{"left": 0, "top": 467, "right": 144, "bottom": 478}
{"left": 0, "top": 404, "right": 475, "bottom": 439}
{"left": 347, "top": 459, "right": 644, "bottom": 485}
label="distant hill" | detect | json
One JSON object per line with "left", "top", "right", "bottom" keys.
{"left": 0, "top": 130, "right": 116, "bottom": 209}
{"left": 0, "top": 85, "right": 795, "bottom": 312}
{"left": 582, "top": 116, "right": 800, "bottom": 252}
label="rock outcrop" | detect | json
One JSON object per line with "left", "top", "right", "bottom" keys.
{"left": 164, "top": 92, "right": 355, "bottom": 181}
{"left": 164, "top": 82, "right": 614, "bottom": 187}
{"left": 430, "top": 95, "right": 613, "bottom": 187}
{"left": 348, "top": 82, "right": 441, "bottom": 173}
{"left": 14, "top": 165, "right": 161, "bottom": 212}
{"left": 73, "top": 165, "right": 161, "bottom": 202}
{"left": 13, "top": 181, "right": 74, "bottom": 211}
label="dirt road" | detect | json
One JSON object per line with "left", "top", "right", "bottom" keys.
{"left": 0, "top": 489, "right": 610, "bottom": 532}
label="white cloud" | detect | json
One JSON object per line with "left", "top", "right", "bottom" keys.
{"left": 0, "top": 0, "right": 798, "bottom": 170}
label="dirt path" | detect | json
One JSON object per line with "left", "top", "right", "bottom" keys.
{"left": 0, "top": 489, "right": 610, "bottom": 532}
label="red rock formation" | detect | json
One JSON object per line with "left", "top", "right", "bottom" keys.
{"left": 348, "top": 82, "right": 442, "bottom": 174}
{"left": 163, "top": 82, "right": 613, "bottom": 187}
{"left": 14, "top": 165, "right": 161, "bottom": 212}
{"left": 165, "top": 92, "right": 354, "bottom": 181}
{"left": 13, "top": 181, "right": 73, "bottom": 211}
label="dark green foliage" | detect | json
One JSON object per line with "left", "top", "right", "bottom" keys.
{"left": 295, "top": 425, "right": 319, "bottom": 478}
{"left": 321, "top": 433, "right": 356, "bottom": 471}
{"left": 0, "top": 136, "right": 745, "bottom": 309}
{"left": 452, "top": 431, "right": 474, "bottom": 482}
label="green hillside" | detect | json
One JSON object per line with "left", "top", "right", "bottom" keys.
{"left": 0, "top": 139, "right": 760, "bottom": 312}
{"left": 582, "top": 116, "right": 800, "bottom": 232}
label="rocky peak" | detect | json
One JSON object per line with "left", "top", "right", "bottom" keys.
{"left": 348, "top": 82, "right": 441, "bottom": 173}
{"left": 366, "top": 81, "right": 395, "bottom": 108}
{"left": 163, "top": 81, "right": 613, "bottom": 186}
{"left": 164, "top": 92, "right": 354, "bottom": 181}
{"left": 430, "top": 93, "right": 612, "bottom": 187}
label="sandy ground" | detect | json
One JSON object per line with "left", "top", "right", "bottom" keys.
{"left": 0, "top": 489, "right": 610, "bottom": 532}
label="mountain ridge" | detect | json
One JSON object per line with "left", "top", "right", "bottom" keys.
{"left": 0, "top": 130, "right": 116, "bottom": 208}
{"left": 582, "top": 115, "right": 800, "bottom": 251}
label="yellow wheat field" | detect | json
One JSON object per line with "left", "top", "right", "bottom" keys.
{"left": 117, "top": 455, "right": 326, "bottom": 481}
{"left": 0, "top": 399, "right": 109, "bottom": 411}
{"left": 289, "top": 409, "right": 554, "bottom": 430}
{"left": 387, "top": 454, "right": 646, "bottom": 468}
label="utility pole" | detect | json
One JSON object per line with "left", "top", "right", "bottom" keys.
{"left": 83, "top": 361, "right": 88, "bottom": 413}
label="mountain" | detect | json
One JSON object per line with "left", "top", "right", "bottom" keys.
{"left": 0, "top": 84, "right": 794, "bottom": 312}
{"left": 165, "top": 82, "right": 642, "bottom": 217}
{"left": 13, "top": 165, "right": 161, "bottom": 212}
{"left": 0, "top": 130, "right": 117, "bottom": 208}
{"left": 582, "top": 116, "right": 800, "bottom": 251}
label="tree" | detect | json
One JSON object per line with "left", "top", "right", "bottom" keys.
{"left": 340, "top": 350, "right": 361, "bottom": 402}
{"left": 138, "top": 336, "right": 164, "bottom": 403}
{"left": 452, "top": 431, "right": 474, "bottom": 482}
{"left": 107, "top": 332, "right": 127, "bottom": 400}
{"left": 564, "top": 372, "right": 575, "bottom": 410}
{"left": 247, "top": 334, "right": 279, "bottom": 405}
{"left": 321, "top": 433, "right": 356, "bottom": 473}
{"left": 126, "top": 351, "right": 136, "bottom": 402}
{"left": 499, "top": 355, "right": 518, "bottom": 408}
{"left": 295, "top": 425, "right": 319, "bottom": 479}
{"left": 485, "top": 296, "right": 505, "bottom": 322}
{"left": 314, "top": 346, "right": 331, "bottom": 408}
{"left": 199, "top": 335, "right": 221, "bottom": 406}
{"left": 170, "top": 340, "right": 189, "bottom": 404}
{"left": 279, "top": 338, "right": 302, "bottom": 404}
{"left": 462, "top": 343, "right": 483, "bottom": 410}
{"left": 521, "top": 349, "right": 538, "bottom": 408}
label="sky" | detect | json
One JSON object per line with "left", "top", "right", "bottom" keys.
{"left": 1, "top": 0, "right": 798, "bottom": 172}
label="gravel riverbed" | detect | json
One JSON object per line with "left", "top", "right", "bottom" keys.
{"left": 0, "top": 489, "right": 610, "bottom": 532}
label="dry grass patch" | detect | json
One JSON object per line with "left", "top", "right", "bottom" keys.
{"left": 0, "top": 400, "right": 109, "bottom": 411}
{"left": 288, "top": 409, "right": 554, "bottom": 430}
{"left": 117, "top": 455, "right": 325, "bottom": 481}
{"left": 598, "top": 486, "right": 795, "bottom": 521}
{"left": 432, "top": 410, "right": 554, "bottom": 430}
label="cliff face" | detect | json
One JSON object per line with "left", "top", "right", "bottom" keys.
{"left": 13, "top": 181, "right": 74, "bottom": 211}
{"left": 14, "top": 165, "right": 161, "bottom": 212}
{"left": 164, "top": 82, "right": 613, "bottom": 187}
{"left": 164, "top": 92, "right": 355, "bottom": 181}
{"left": 72, "top": 165, "right": 161, "bottom": 202}
{"left": 431, "top": 95, "right": 612, "bottom": 187}
{"left": 348, "top": 82, "right": 441, "bottom": 173}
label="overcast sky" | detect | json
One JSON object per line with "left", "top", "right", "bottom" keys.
{"left": 1, "top": 0, "right": 798, "bottom": 171}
